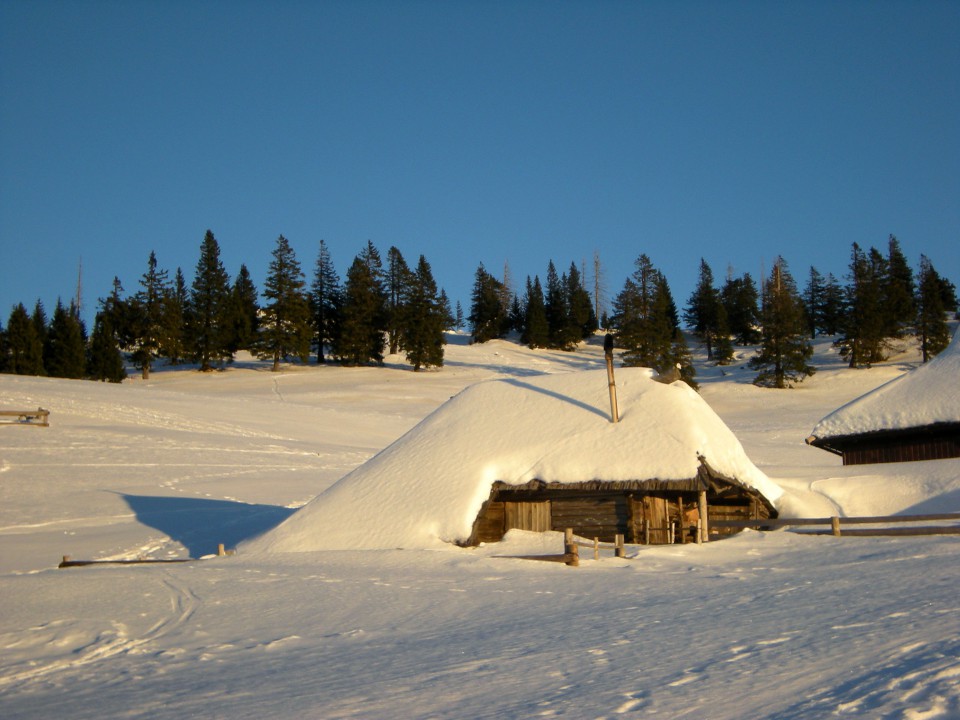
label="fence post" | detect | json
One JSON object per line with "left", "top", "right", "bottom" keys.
{"left": 696, "top": 519, "right": 702, "bottom": 545}
{"left": 564, "top": 528, "right": 579, "bottom": 566}
{"left": 615, "top": 534, "right": 625, "bottom": 558}
{"left": 831, "top": 517, "right": 841, "bottom": 537}
{"left": 698, "top": 490, "right": 710, "bottom": 542}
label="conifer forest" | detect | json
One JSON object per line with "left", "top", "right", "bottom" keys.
{"left": 1, "top": 232, "right": 956, "bottom": 388}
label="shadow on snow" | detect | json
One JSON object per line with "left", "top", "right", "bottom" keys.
{"left": 117, "top": 493, "right": 295, "bottom": 558}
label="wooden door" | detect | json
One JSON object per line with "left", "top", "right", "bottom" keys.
{"left": 629, "top": 495, "right": 673, "bottom": 544}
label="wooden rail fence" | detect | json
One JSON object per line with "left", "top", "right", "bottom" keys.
{"left": 709, "top": 512, "right": 960, "bottom": 537}
{"left": 558, "top": 513, "right": 960, "bottom": 566}
{"left": 0, "top": 408, "right": 49, "bottom": 427}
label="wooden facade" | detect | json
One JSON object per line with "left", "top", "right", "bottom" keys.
{"left": 808, "top": 423, "right": 960, "bottom": 466}
{"left": 467, "top": 469, "right": 776, "bottom": 546}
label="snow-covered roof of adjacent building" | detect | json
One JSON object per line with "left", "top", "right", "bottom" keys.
{"left": 245, "top": 368, "right": 782, "bottom": 553}
{"left": 808, "top": 329, "right": 960, "bottom": 444}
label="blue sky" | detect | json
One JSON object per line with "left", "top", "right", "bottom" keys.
{"left": 2, "top": 0, "right": 958, "bottom": 330}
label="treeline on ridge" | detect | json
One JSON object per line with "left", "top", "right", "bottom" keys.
{"left": 0, "top": 231, "right": 956, "bottom": 389}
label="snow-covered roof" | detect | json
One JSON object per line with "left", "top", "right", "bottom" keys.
{"left": 809, "top": 329, "right": 960, "bottom": 443}
{"left": 246, "top": 368, "right": 782, "bottom": 552}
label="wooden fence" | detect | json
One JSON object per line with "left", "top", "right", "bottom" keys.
{"left": 709, "top": 512, "right": 960, "bottom": 537}
{"left": 558, "top": 513, "right": 960, "bottom": 566}
{"left": 0, "top": 408, "right": 49, "bottom": 427}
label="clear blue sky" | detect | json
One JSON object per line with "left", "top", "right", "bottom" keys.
{"left": 2, "top": 0, "right": 958, "bottom": 330}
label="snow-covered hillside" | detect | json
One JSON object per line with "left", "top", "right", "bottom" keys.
{"left": 1, "top": 334, "right": 959, "bottom": 719}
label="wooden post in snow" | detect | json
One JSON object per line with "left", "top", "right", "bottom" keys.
{"left": 603, "top": 334, "right": 619, "bottom": 424}
{"left": 564, "top": 528, "right": 579, "bottom": 566}
{"left": 698, "top": 490, "right": 710, "bottom": 542}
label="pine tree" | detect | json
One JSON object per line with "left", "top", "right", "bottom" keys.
{"left": 44, "top": 299, "right": 87, "bottom": 378}
{"left": 750, "top": 258, "right": 815, "bottom": 388}
{"left": 916, "top": 255, "right": 951, "bottom": 362}
{"left": 31, "top": 300, "right": 48, "bottom": 356}
{"left": 5, "top": 303, "right": 45, "bottom": 375}
{"left": 310, "top": 239, "right": 342, "bottom": 364}
{"left": 521, "top": 276, "right": 549, "bottom": 349}
{"left": 401, "top": 255, "right": 445, "bottom": 371}
{"left": 187, "top": 230, "right": 233, "bottom": 371}
{"left": 684, "top": 259, "right": 726, "bottom": 361}
{"left": 468, "top": 263, "right": 507, "bottom": 343}
{"left": 883, "top": 235, "right": 915, "bottom": 337}
{"left": 386, "top": 246, "right": 413, "bottom": 355}
{"left": 228, "top": 264, "right": 260, "bottom": 354}
{"left": 255, "top": 235, "right": 312, "bottom": 371}
{"left": 336, "top": 254, "right": 387, "bottom": 366}
{"left": 454, "top": 301, "right": 464, "bottom": 332}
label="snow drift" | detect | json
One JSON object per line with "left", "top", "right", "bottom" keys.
{"left": 246, "top": 368, "right": 782, "bottom": 552}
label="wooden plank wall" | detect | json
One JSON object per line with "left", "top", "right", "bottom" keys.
{"left": 551, "top": 497, "right": 628, "bottom": 543}
{"left": 844, "top": 437, "right": 960, "bottom": 465}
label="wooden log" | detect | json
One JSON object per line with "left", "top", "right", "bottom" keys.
{"left": 696, "top": 519, "right": 702, "bottom": 545}
{"left": 615, "top": 534, "right": 625, "bottom": 558}
{"left": 831, "top": 516, "right": 841, "bottom": 537}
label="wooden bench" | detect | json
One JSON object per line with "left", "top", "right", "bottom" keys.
{"left": 0, "top": 408, "right": 50, "bottom": 427}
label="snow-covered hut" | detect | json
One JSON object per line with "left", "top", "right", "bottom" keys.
{"left": 246, "top": 369, "right": 782, "bottom": 553}
{"left": 806, "top": 329, "right": 960, "bottom": 465}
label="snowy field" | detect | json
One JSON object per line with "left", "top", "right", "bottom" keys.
{"left": 1, "top": 334, "right": 959, "bottom": 719}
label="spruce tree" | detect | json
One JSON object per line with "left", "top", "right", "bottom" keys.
{"left": 187, "top": 230, "right": 233, "bottom": 371}
{"left": 5, "top": 303, "right": 45, "bottom": 375}
{"left": 521, "top": 276, "right": 549, "bottom": 349}
{"left": 386, "top": 246, "right": 413, "bottom": 355}
{"left": 87, "top": 309, "right": 127, "bottom": 382}
{"left": 454, "top": 301, "right": 464, "bottom": 332}
{"left": 162, "top": 269, "right": 188, "bottom": 364}
{"left": 802, "top": 267, "right": 826, "bottom": 339}
{"left": 44, "top": 299, "right": 86, "bottom": 378}
{"left": 684, "top": 259, "right": 726, "bottom": 361}
{"left": 130, "top": 251, "right": 170, "bottom": 379}
{"left": 336, "top": 254, "right": 387, "bottom": 365}
{"left": 256, "top": 235, "right": 312, "bottom": 371}
{"left": 468, "top": 263, "right": 507, "bottom": 343}
{"left": 883, "top": 235, "right": 915, "bottom": 337}
{"left": 32, "top": 300, "right": 48, "bottom": 354}
{"left": 229, "top": 264, "right": 260, "bottom": 354}
{"left": 750, "top": 258, "right": 815, "bottom": 388}
{"left": 566, "top": 261, "right": 597, "bottom": 343}
{"left": 722, "top": 272, "right": 761, "bottom": 345}
{"left": 310, "top": 239, "right": 342, "bottom": 364}
{"left": 838, "top": 243, "right": 887, "bottom": 367}
{"left": 401, "top": 255, "right": 445, "bottom": 371}
{"left": 821, "top": 273, "right": 845, "bottom": 336}
{"left": 438, "top": 289, "right": 454, "bottom": 331}
{"left": 916, "top": 255, "right": 951, "bottom": 362}
{"left": 544, "top": 261, "right": 567, "bottom": 348}
{"left": 613, "top": 254, "right": 670, "bottom": 370}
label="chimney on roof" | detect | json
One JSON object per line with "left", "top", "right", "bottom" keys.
{"left": 604, "top": 334, "right": 619, "bottom": 424}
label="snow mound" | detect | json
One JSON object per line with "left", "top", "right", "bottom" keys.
{"left": 246, "top": 368, "right": 782, "bottom": 552}
{"left": 810, "top": 328, "right": 960, "bottom": 440}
